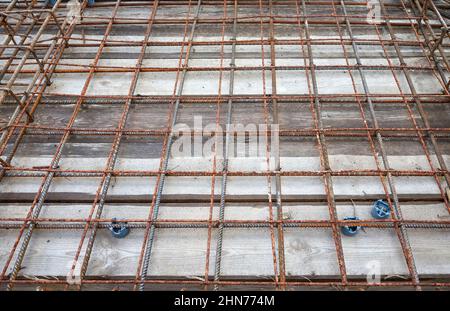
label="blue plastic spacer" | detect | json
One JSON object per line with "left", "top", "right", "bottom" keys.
{"left": 88, "top": 0, "right": 95, "bottom": 6}
{"left": 108, "top": 218, "right": 130, "bottom": 239}
{"left": 341, "top": 216, "right": 360, "bottom": 236}
{"left": 371, "top": 199, "right": 390, "bottom": 219}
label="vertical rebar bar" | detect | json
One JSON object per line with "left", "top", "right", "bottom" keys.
{"left": 339, "top": 0, "right": 421, "bottom": 289}
{"left": 137, "top": 0, "right": 202, "bottom": 291}
{"left": 213, "top": 0, "right": 237, "bottom": 291}
{"left": 268, "top": 0, "right": 287, "bottom": 289}
{"left": 67, "top": 0, "right": 160, "bottom": 290}
{"left": 298, "top": 0, "right": 348, "bottom": 286}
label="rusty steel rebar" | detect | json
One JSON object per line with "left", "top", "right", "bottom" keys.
{"left": 0, "top": 0, "right": 449, "bottom": 291}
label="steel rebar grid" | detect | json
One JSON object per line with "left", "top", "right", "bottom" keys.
{"left": 0, "top": 0, "right": 111, "bottom": 291}
{"left": 0, "top": 0, "right": 449, "bottom": 291}
{"left": 252, "top": 0, "right": 282, "bottom": 290}
{"left": 268, "top": 0, "right": 287, "bottom": 289}
{"left": 0, "top": 0, "right": 85, "bottom": 178}
{"left": 412, "top": 0, "right": 449, "bottom": 86}
{"left": 297, "top": 0, "right": 349, "bottom": 287}
{"left": 0, "top": 0, "right": 67, "bottom": 155}
{"left": 135, "top": 0, "right": 202, "bottom": 291}
{"left": 66, "top": 0, "right": 160, "bottom": 291}
{"left": 378, "top": 0, "right": 450, "bottom": 193}
{"left": 338, "top": 0, "right": 421, "bottom": 289}
{"left": 0, "top": 0, "right": 66, "bottom": 106}
{"left": 212, "top": 0, "right": 237, "bottom": 292}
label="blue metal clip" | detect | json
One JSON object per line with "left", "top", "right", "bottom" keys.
{"left": 371, "top": 199, "right": 390, "bottom": 219}
{"left": 108, "top": 218, "right": 130, "bottom": 239}
{"left": 341, "top": 216, "right": 361, "bottom": 236}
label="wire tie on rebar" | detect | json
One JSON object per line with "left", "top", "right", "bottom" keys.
{"left": 0, "top": 87, "right": 34, "bottom": 122}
